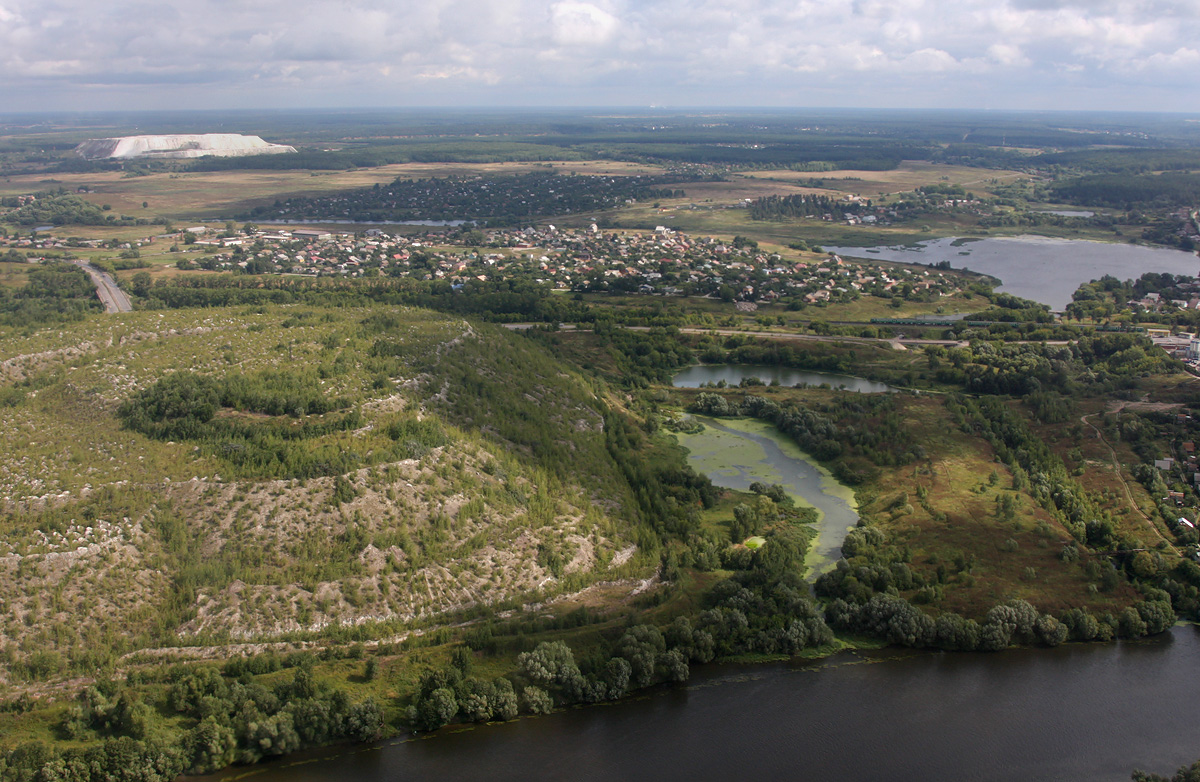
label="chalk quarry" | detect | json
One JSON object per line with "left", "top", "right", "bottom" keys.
{"left": 75, "top": 133, "right": 297, "bottom": 160}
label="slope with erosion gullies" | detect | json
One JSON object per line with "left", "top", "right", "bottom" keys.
{"left": 0, "top": 305, "right": 643, "bottom": 681}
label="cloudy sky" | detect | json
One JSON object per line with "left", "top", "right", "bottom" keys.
{"left": 1, "top": 0, "right": 1198, "bottom": 112}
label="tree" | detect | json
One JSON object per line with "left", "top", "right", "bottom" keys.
{"left": 415, "top": 688, "right": 458, "bottom": 731}
{"left": 130, "top": 271, "right": 153, "bottom": 298}
{"left": 520, "top": 686, "right": 553, "bottom": 714}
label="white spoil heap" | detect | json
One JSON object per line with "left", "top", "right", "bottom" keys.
{"left": 75, "top": 133, "right": 297, "bottom": 160}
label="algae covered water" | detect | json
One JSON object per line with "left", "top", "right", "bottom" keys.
{"left": 671, "top": 415, "right": 858, "bottom": 578}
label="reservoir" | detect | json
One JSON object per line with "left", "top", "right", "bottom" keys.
{"left": 200, "top": 626, "right": 1200, "bottom": 782}
{"left": 824, "top": 235, "right": 1199, "bottom": 310}
{"left": 673, "top": 364, "right": 893, "bottom": 393}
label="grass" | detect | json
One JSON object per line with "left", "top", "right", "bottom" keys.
{"left": 861, "top": 395, "right": 1141, "bottom": 618}
{"left": 0, "top": 261, "right": 34, "bottom": 290}
{"left": 740, "top": 161, "right": 1030, "bottom": 199}
{"left": 0, "top": 160, "right": 669, "bottom": 223}
{"left": 0, "top": 303, "right": 653, "bottom": 687}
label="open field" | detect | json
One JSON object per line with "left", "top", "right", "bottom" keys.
{"left": 0, "top": 160, "right": 667, "bottom": 223}
{"left": 0, "top": 260, "right": 33, "bottom": 290}
{"left": 741, "top": 161, "right": 1032, "bottom": 199}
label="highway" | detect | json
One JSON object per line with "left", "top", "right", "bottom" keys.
{"left": 73, "top": 260, "right": 133, "bottom": 313}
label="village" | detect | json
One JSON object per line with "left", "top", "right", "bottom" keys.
{"left": 0, "top": 222, "right": 968, "bottom": 309}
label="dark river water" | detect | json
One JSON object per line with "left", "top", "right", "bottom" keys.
{"left": 192, "top": 405, "right": 1200, "bottom": 782}
{"left": 199, "top": 627, "right": 1200, "bottom": 782}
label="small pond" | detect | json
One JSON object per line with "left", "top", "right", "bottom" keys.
{"left": 673, "top": 364, "right": 894, "bottom": 393}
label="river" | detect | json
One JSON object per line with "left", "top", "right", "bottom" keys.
{"left": 189, "top": 417, "right": 1200, "bottom": 782}
{"left": 823, "top": 236, "right": 1199, "bottom": 311}
{"left": 197, "top": 628, "right": 1200, "bottom": 782}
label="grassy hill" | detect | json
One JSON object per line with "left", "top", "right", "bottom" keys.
{"left": 0, "top": 305, "right": 651, "bottom": 684}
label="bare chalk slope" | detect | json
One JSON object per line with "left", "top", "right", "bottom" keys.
{"left": 75, "top": 133, "right": 296, "bottom": 160}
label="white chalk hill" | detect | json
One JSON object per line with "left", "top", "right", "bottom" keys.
{"left": 76, "top": 133, "right": 297, "bottom": 160}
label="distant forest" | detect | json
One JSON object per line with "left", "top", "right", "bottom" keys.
{"left": 246, "top": 171, "right": 702, "bottom": 224}
{"left": 1051, "top": 172, "right": 1200, "bottom": 210}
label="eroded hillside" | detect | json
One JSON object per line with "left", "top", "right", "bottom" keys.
{"left": 0, "top": 306, "right": 647, "bottom": 683}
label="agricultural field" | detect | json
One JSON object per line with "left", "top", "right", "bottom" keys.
{"left": 741, "top": 161, "right": 1032, "bottom": 199}
{"left": 0, "top": 160, "right": 667, "bottom": 224}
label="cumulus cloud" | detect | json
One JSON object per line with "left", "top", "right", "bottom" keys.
{"left": 0, "top": 0, "right": 1196, "bottom": 109}
{"left": 550, "top": 1, "right": 620, "bottom": 46}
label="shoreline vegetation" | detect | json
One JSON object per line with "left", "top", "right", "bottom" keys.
{"left": 2, "top": 109, "right": 1200, "bottom": 781}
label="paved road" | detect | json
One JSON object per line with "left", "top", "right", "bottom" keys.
{"left": 73, "top": 260, "right": 133, "bottom": 313}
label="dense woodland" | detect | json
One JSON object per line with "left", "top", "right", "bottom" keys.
{"left": 246, "top": 171, "right": 699, "bottom": 225}
{"left": 1051, "top": 172, "right": 1200, "bottom": 211}
{"left": 0, "top": 262, "right": 103, "bottom": 328}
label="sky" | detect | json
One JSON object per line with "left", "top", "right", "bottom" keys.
{"left": 1, "top": 0, "right": 1198, "bottom": 112}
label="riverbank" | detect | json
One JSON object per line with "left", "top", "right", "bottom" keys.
{"left": 186, "top": 625, "right": 1200, "bottom": 782}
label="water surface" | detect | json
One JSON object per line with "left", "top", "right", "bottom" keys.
{"left": 200, "top": 627, "right": 1200, "bottom": 782}
{"left": 825, "top": 236, "right": 1198, "bottom": 310}
{"left": 673, "top": 364, "right": 893, "bottom": 393}
{"left": 672, "top": 416, "right": 858, "bottom": 576}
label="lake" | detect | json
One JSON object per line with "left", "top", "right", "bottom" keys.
{"left": 197, "top": 627, "right": 1200, "bottom": 782}
{"left": 671, "top": 415, "right": 858, "bottom": 576}
{"left": 673, "top": 364, "right": 894, "bottom": 393}
{"left": 823, "top": 235, "right": 1199, "bottom": 310}
{"left": 275, "top": 218, "right": 470, "bottom": 227}
{"left": 1036, "top": 209, "right": 1096, "bottom": 218}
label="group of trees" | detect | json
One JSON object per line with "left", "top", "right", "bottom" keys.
{"left": 924, "top": 332, "right": 1175, "bottom": 396}
{"left": 749, "top": 193, "right": 871, "bottom": 222}
{"left": 120, "top": 369, "right": 350, "bottom": 431}
{"left": 116, "top": 369, "right": 382, "bottom": 479}
{"left": 411, "top": 626, "right": 696, "bottom": 732}
{"left": 1070, "top": 273, "right": 1200, "bottom": 325}
{"left": 2, "top": 660, "right": 385, "bottom": 780}
{"left": 0, "top": 262, "right": 103, "bottom": 328}
{"left": 690, "top": 391, "right": 914, "bottom": 481}
{"left": 2, "top": 191, "right": 168, "bottom": 228}
{"left": 414, "top": 573, "right": 840, "bottom": 736}
{"left": 247, "top": 171, "right": 698, "bottom": 225}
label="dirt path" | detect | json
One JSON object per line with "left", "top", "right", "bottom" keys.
{"left": 1080, "top": 412, "right": 1179, "bottom": 554}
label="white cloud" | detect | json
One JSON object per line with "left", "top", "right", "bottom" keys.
{"left": 987, "top": 43, "right": 1029, "bottom": 67}
{"left": 551, "top": 1, "right": 620, "bottom": 47}
{"left": 0, "top": 0, "right": 1197, "bottom": 110}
